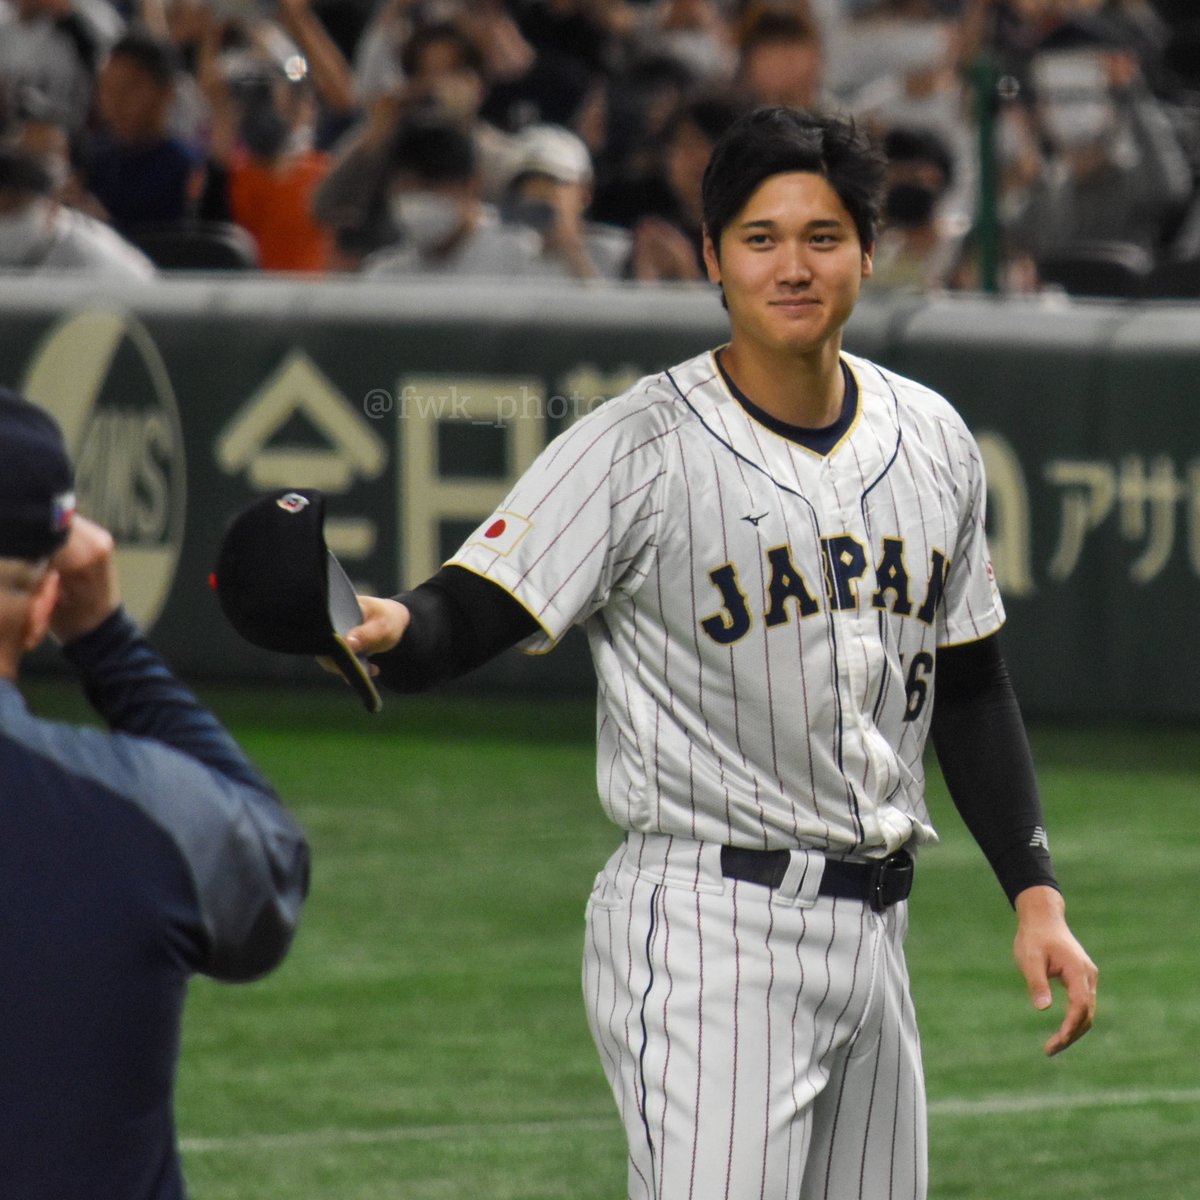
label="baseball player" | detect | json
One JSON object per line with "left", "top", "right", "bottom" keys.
{"left": 346, "top": 107, "right": 1098, "bottom": 1199}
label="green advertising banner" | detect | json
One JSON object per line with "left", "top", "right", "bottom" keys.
{"left": 1, "top": 277, "right": 1196, "bottom": 718}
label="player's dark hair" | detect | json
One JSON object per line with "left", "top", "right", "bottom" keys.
{"left": 107, "top": 31, "right": 180, "bottom": 89}
{"left": 702, "top": 107, "right": 885, "bottom": 254}
{"left": 387, "top": 117, "right": 477, "bottom": 183}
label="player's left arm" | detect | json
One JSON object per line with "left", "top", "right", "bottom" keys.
{"left": 930, "top": 632, "right": 1099, "bottom": 1057}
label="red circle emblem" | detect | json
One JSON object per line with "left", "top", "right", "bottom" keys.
{"left": 485, "top": 519, "right": 507, "bottom": 539}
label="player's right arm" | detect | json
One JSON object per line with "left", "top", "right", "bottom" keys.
{"left": 348, "top": 385, "right": 671, "bottom": 686}
{"left": 348, "top": 568, "right": 541, "bottom": 691}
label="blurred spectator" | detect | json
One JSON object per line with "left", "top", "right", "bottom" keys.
{"left": 870, "top": 125, "right": 967, "bottom": 291}
{"left": 511, "top": 0, "right": 637, "bottom": 78}
{"left": 842, "top": 4, "right": 976, "bottom": 227}
{"left": 309, "top": 120, "right": 396, "bottom": 268}
{"left": 1, "top": 89, "right": 103, "bottom": 217}
{"left": 313, "top": 16, "right": 521, "bottom": 267}
{"left": 503, "top": 122, "right": 630, "bottom": 279}
{"left": 0, "top": 145, "right": 155, "bottom": 277}
{"left": 274, "top": 0, "right": 360, "bottom": 147}
{"left": 205, "top": 54, "right": 333, "bottom": 272}
{"left": 1016, "top": 25, "right": 1192, "bottom": 258}
{"left": 362, "top": 116, "right": 540, "bottom": 278}
{"left": 596, "top": 51, "right": 697, "bottom": 183}
{"left": 945, "top": 222, "right": 1040, "bottom": 295}
{"left": 366, "top": 18, "right": 514, "bottom": 197}
{"left": 735, "top": 10, "right": 828, "bottom": 111}
{"left": 87, "top": 30, "right": 205, "bottom": 231}
{"left": 477, "top": 0, "right": 596, "bottom": 135}
{"left": 628, "top": 0, "right": 736, "bottom": 89}
{"left": 825, "top": 0, "right": 958, "bottom": 101}
{"left": 0, "top": 0, "right": 122, "bottom": 134}
{"left": 592, "top": 93, "right": 744, "bottom": 282}
{"left": 197, "top": 0, "right": 358, "bottom": 273}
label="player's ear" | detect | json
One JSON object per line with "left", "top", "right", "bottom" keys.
{"left": 861, "top": 241, "right": 874, "bottom": 278}
{"left": 702, "top": 227, "right": 721, "bottom": 284}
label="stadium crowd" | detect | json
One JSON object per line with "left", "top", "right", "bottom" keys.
{"left": 1, "top": 0, "right": 1198, "bottom": 295}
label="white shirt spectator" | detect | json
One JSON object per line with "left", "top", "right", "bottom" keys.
{"left": 362, "top": 203, "right": 540, "bottom": 278}
{"left": 0, "top": 198, "right": 155, "bottom": 279}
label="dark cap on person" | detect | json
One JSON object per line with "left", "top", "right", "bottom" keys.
{"left": 0, "top": 389, "right": 76, "bottom": 560}
{"left": 212, "top": 489, "right": 382, "bottom": 713}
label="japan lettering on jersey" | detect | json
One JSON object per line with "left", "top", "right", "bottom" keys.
{"left": 450, "top": 350, "right": 1004, "bottom": 857}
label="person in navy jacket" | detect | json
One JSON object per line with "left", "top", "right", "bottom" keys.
{"left": 0, "top": 389, "right": 310, "bottom": 1199}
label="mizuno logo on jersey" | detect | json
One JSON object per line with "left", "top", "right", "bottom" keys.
{"left": 699, "top": 535, "right": 949, "bottom": 644}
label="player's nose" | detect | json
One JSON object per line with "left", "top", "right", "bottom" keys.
{"left": 775, "top": 241, "right": 813, "bottom": 286}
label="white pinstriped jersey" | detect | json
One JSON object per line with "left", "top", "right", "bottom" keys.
{"left": 451, "top": 349, "right": 1004, "bottom": 858}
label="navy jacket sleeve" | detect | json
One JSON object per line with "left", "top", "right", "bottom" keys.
{"left": 61, "top": 609, "right": 311, "bottom": 981}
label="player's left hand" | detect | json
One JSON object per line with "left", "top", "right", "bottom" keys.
{"left": 1013, "top": 885, "right": 1099, "bottom": 1057}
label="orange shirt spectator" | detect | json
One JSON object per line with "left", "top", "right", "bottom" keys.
{"left": 227, "top": 146, "right": 333, "bottom": 272}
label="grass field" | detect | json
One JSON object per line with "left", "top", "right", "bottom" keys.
{"left": 26, "top": 680, "right": 1200, "bottom": 1199}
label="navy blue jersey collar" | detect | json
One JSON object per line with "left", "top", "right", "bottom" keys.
{"left": 715, "top": 350, "right": 859, "bottom": 456}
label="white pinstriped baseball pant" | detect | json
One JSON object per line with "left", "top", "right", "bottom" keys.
{"left": 583, "top": 833, "right": 927, "bottom": 1200}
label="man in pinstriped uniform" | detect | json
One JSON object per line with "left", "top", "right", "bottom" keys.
{"left": 346, "top": 107, "right": 1098, "bottom": 1198}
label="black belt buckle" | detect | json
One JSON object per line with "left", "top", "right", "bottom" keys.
{"left": 868, "top": 851, "right": 914, "bottom": 912}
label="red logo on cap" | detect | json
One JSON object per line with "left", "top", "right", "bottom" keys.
{"left": 484, "top": 519, "right": 507, "bottom": 539}
{"left": 276, "top": 492, "right": 309, "bottom": 514}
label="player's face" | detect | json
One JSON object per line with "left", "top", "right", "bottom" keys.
{"left": 704, "top": 171, "right": 873, "bottom": 364}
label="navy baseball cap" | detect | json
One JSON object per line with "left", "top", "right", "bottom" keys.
{"left": 212, "top": 488, "right": 382, "bottom": 713}
{"left": 0, "top": 388, "right": 76, "bottom": 560}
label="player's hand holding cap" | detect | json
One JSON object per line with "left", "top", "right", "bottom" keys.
{"left": 212, "top": 489, "right": 382, "bottom": 713}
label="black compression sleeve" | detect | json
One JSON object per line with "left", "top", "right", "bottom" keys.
{"left": 371, "top": 566, "right": 541, "bottom": 693}
{"left": 930, "top": 632, "right": 1059, "bottom": 907}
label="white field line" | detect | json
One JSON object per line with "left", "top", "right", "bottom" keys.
{"left": 180, "top": 1087, "right": 1200, "bottom": 1155}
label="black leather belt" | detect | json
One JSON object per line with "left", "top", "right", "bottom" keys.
{"left": 719, "top": 846, "right": 914, "bottom": 912}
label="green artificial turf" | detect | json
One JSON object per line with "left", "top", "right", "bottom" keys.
{"left": 21, "top": 680, "right": 1200, "bottom": 1198}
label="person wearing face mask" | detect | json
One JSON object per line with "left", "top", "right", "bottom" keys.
{"left": 361, "top": 115, "right": 540, "bottom": 278}
{"left": 0, "top": 145, "right": 155, "bottom": 278}
{"left": 869, "top": 124, "right": 965, "bottom": 292}
{"left": 313, "top": 17, "right": 518, "bottom": 270}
